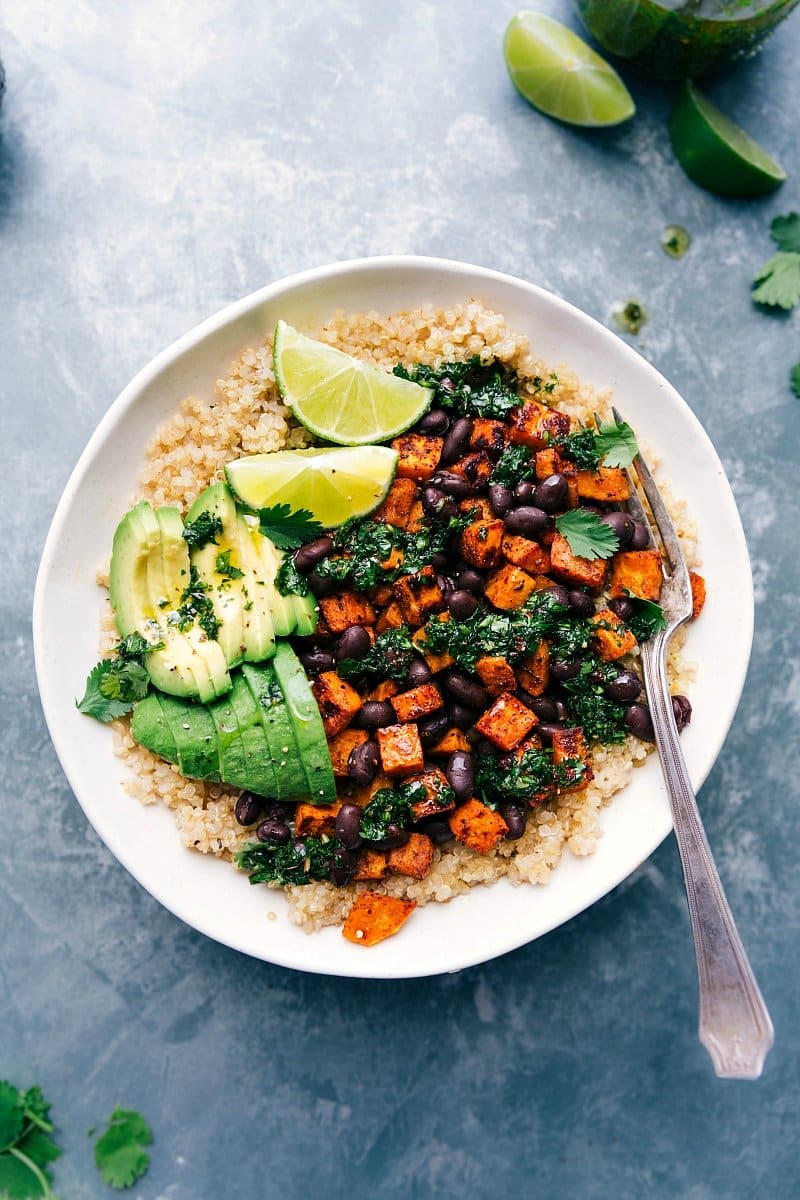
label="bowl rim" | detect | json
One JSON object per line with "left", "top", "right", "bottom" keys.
{"left": 33, "top": 254, "right": 754, "bottom": 977}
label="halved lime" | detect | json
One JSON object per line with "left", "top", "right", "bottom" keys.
{"left": 503, "top": 12, "right": 635, "bottom": 128}
{"left": 225, "top": 446, "right": 399, "bottom": 528}
{"left": 273, "top": 321, "right": 433, "bottom": 446}
{"left": 669, "top": 82, "right": 786, "bottom": 199}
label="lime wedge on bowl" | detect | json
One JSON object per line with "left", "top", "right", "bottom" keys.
{"left": 669, "top": 82, "right": 786, "bottom": 199}
{"left": 503, "top": 11, "right": 635, "bottom": 128}
{"left": 226, "top": 445, "right": 398, "bottom": 528}
{"left": 273, "top": 320, "right": 433, "bottom": 445}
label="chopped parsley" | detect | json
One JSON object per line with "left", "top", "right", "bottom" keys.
{"left": 560, "top": 665, "right": 629, "bottom": 744}
{"left": 275, "top": 554, "right": 310, "bottom": 597}
{"left": 176, "top": 565, "right": 220, "bottom": 640}
{"left": 359, "top": 780, "right": 428, "bottom": 842}
{"left": 182, "top": 511, "right": 223, "bottom": 550}
{"left": 236, "top": 835, "right": 334, "bottom": 886}
{"left": 477, "top": 743, "right": 554, "bottom": 808}
{"left": 752, "top": 213, "right": 800, "bottom": 310}
{"left": 558, "top": 428, "right": 601, "bottom": 470}
{"left": 393, "top": 356, "right": 520, "bottom": 419}
{"left": 555, "top": 509, "right": 619, "bottom": 560}
{"left": 488, "top": 444, "right": 534, "bottom": 487}
{"left": 0, "top": 1081, "right": 61, "bottom": 1199}
{"left": 94, "top": 1106, "right": 153, "bottom": 1190}
{"left": 214, "top": 549, "right": 244, "bottom": 580}
{"left": 258, "top": 503, "right": 325, "bottom": 550}
{"left": 338, "top": 626, "right": 415, "bottom": 682}
{"left": 317, "top": 514, "right": 467, "bottom": 591}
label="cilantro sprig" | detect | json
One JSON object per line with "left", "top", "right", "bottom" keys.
{"left": 77, "top": 635, "right": 159, "bottom": 723}
{"left": 559, "top": 419, "right": 638, "bottom": 471}
{"left": 555, "top": 509, "right": 619, "bottom": 560}
{"left": 258, "top": 503, "right": 325, "bottom": 550}
{"left": 93, "top": 1107, "right": 153, "bottom": 1190}
{"left": 0, "top": 1082, "right": 61, "bottom": 1199}
{"left": 752, "top": 213, "right": 800, "bottom": 310}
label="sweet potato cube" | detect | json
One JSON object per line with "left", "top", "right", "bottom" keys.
{"left": 460, "top": 519, "right": 505, "bottom": 569}
{"left": 391, "top": 682, "right": 444, "bottom": 724}
{"left": 509, "top": 402, "right": 572, "bottom": 450}
{"left": 318, "top": 591, "right": 376, "bottom": 633}
{"left": 412, "top": 621, "right": 454, "bottom": 672}
{"left": 328, "top": 728, "right": 369, "bottom": 777}
{"left": 475, "top": 692, "right": 538, "bottom": 751}
{"left": 609, "top": 549, "right": 663, "bottom": 602}
{"left": 552, "top": 726, "right": 594, "bottom": 793}
{"left": 459, "top": 496, "right": 493, "bottom": 522}
{"left": 311, "top": 672, "right": 363, "bottom": 737}
{"left": 450, "top": 451, "right": 494, "bottom": 489}
{"left": 342, "top": 892, "right": 416, "bottom": 946}
{"left": 484, "top": 563, "right": 539, "bottom": 611}
{"left": 391, "top": 434, "right": 443, "bottom": 481}
{"left": 689, "top": 571, "right": 706, "bottom": 620}
{"left": 576, "top": 467, "right": 630, "bottom": 502}
{"left": 353, "top": 849, "right": 392, "bottom": 881}
{"left": 469, "top": 419, "right": 506, "bottom": 455}
{"left": 376, "top": 600, "right": 405, "bottom": 633}
{"left": 377, "top": 722, "right": 425, "bottom": 777}
{"left": 380, "top": 546, "right": 405, "bottom": 573}
{"left": 475, "top": 656, "right": 517, "bottom": 697}
{"left": 388, "top": 833, "right": 435, "bottom": 879}
{"left": 367, "top": 679, "right": 401, "bottom": 702}
{"left": 535, "top": 447, "right": 573, "bottom": 480}
{"left": 372, "top": 477, "right": 418, "bottom": 529}
{"left": 346, "top": 771, "right": 394, "bottom": 810}
{"left": 502, "top": 534, "right": 551, "bottom": 574}
{"left": 393, "top": 566, "right": 445, "bottom": 627}
{"left": 517, "top": 640, "right": 550, "bottom": 696}
{"left": 406, "top": 499, "right": 425, "bottom": 533}
{"left": 404, "top": 766, "right": 456, "bottom": 819}
{"left": 294, "top": 799, "right": 343, "bottom": 837}
{"left": 448, "top": 797, "right": 509, "bottom": 854}
{"left": 591, "top": 610, "right": 637, "bottom": 661}
{"left": 427, "top": 727, "right": 472, "bottom": 756}
{"left": 549, "top": 532, "right": 607, "bottom": 594}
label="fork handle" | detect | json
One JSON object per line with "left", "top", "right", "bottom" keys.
{"left": 641, "top": 634, "right": 774, "bottom": 1079}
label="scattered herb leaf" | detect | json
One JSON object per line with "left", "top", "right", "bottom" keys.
{"left": 791, "top": 362, "right": 800, "bottom": 399}
{"left": 94, "top": 1107, "right": 152, "bottom": 1190}
{"left": 0, "top": 1082, "right": 61, "bottom": 1199}
{"left": 593, "top": 419, "right": 638, "bottom": 469}
{"left": 182, "top": 511, "right": 223, "bottom": 550}
{"left": 622, "top": 590, "right": 668, "bottom": 641}
{"left": 258, "top": 503, "right": 325, "bottom": 550}
{"left": 752, "top": 252, "right": 800, "bottom": 310}
{"left": 769, "top": 211, "right": 800, "bottom": 253}
{"left": 77, "top": 659, "right": 150, "bottom": 723}
{"left": 555, "top": 509, "right": 619, "bottom": 560}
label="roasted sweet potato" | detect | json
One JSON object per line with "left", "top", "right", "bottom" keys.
{"left": 294, "top": 800, "right": 342, "bottom": 837}
{"left": 393, "top": 566, "right": 445, "bottom": 626}
{"left": 427, "top": 727, "right": 472, "bottom": 756}
{"left": 372, "top": 477, "right": 418, "bottom": 529}
{"left": 549, "top": 532, "right": 607, "bottom": 594}
{"left": 328, "top": 728, "right": 369, "bottom": 777}
{"left": 517, "top": 640, "right": 549, "bottom": 696}
{"left": 591, "top": 610, "right": 637, "bottom": 661}
{"left": 609, "top": 550, "right": 663, "bottom": 602}
{"left": 403, "top": 766, "right": 455, "bottom": 819}
{"left": 375, "top": 600, "right": 405, "bottom": 633}
{"left": 353, "top": 849, "right": 392, "bottom": 881}
{"left": 460, "top": 518, "right": 505, "bottom": 569}
{"left": 391, "top": 682, "right": 444, "bottom": 724}
{"left": 450, "top": 451, "right": 494, "bottom": 489}
{"left": 484, "top": 563, "right": 539, "bottom": 610}
{"left": 388, "top": 833, "right": 435, "bottom": 879}
{"left": 376, "top": 722, "right": 425, "bottom": 777}
{"left": 475, "top": 692, "right": 538, "bottom": 751}
{"left": 502, "top": 534, "right": 551, "bottom": 574}
{"left": 391, "top": 434, "right": 443, "bottom": 481}
{"left": 448, "top": 797, "right": 509, "bottom": 853}
{"left": 576, "top": 466, "right": 630, "bottom": 502}
{"left": 469, "top": 418, "right": 506, "bottom": 455}
{"left": 535, "top": 447, "right": 573, "bottom": 480}
{"left": 509, "top": 402, "right": 572, "bottom": 450}
{"left": 458, "top": 496, "right": 493, "bottom": 522}
{"left": 318, "top": 591, "right": 376, "bottom": 633}
{"left": 475, "top": 655, "right": 517, "bottom": 697}
{"left": 412, "top": 620, "right": 454, "bottom": 673}
{"left": 689, "top": 571, "right": 706, "bottom": 620}
{"left": 552, "top": 726, "right": 594, "bottom": 793}
{"left": 342, "top": 892, "right": 416, "bottom": 945}
{"left": 311, "top": 671, "right": 362, "bottom": 737}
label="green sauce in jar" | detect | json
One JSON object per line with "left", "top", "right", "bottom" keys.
{"left": 574, "top": 0, "right": 800, "bottom": 79}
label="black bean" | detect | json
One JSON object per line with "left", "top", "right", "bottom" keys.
{"left": 431, "top": 470, "right": 471, "bottom": 499}
{"left": 501, "top": 803, "right": 527, "bottom": 840}
{"left": 605, "top": 670, "right": 641, "bottom": 702}
{"left": 422, "top": 486, "right": 447, "bottom": 516}
{"left": 375, "top": 823, "right": 409, "bottom": 850}
{"left": 489, "top": 484, "right": 513, "bottom": 517}
{"left": 353, "top": 700, "right": 395, "bottom": 730}
{"left": 600, "top": 510, "right": 635, "bottom": 546}
{"left": 672, "top": 694, "right": 692, "bottom": 732}
{"left": 294, "top": 536, "right": 335, "bottom": 575}
{"left": 550, "top": 658, "right": 583, "bottom": 682}
{"left": 335, "top": 624, "right": 372, "bottom": 661}
{"left": 630, "top": 521, "right": 650, "bottom": 550}
{"left": 456, "top": 567, "right": 485, "bottom": 595}
{"left": 513, "top": 480, "right": 537, "bottom": 503}
{"left": 330, "top": 846, "right": 359, "bottom": 887}
{"left": 537, "top": 722, "right": 566, "bottom": 744}
{"left": 416, "top": 817, "right": 454, "bottom": 845}
{"left": 262, "top": 799, "right": 291, "bottom": 821}
{"left": 448, "top": 589, "right": 478, "bottom": 620}
{"left": 533, "top": 474, "right": 569, "bottom": 513}
{"left": 417, "top": 408, "right": 449, "bottom": 435}
{"left": 504, "top": 505, "right": 549, "bottom": 537}
{"left": 335, "top": 802, "right": 363, "bottom": 849}
{"left": 553, "top": 700, "right": 568, "bottom": 722}
{"left": 437, "top": 574, "right": 457, "bottom": 600}
{"left": 307, "top": 569, "right": 337, "bottom": 598}
{"left": 298, "top": 647, "right": 336, "bottom": 675}
{"left": 525, "top": 696, "right": 560, "bottom": 722}
{"left": 234, "top": 792, "right": 265, "bottom": 826}
{"left": 406, "top": 656, "right": 433, "bottom": 687}
{"left": 626, "top": 703, "right": 655, "bottom": 742}
{"left": 567, "top": 589, "right": 595, "bottom": 617}
{"left": 443, "top": 671, "right": 489, "bottom": 710}
{"left": 418, "top": 710, "right": 450, "bottom": 747}
{"left": 609, "top": 596, "right": 635, "bottom": 621}
{"left": 257, "top": 818, "right": 291, "bottom": 844}
{"left": 540, "top": 584, "right": 570, "bottom": 608}
{"left": 441, "top": 417, "right": 473, "bottom": 465}
{"left": 449, "top": 702, "right": 478, "bottom": 730}
{"left": 430, "top": 551, "right": 448, "bottom": 572}
{"left": 446, "top": 750, "right": 475, "bottom": 803}
{"left": 347, "top": 740, "right": 380, "bottom": 787}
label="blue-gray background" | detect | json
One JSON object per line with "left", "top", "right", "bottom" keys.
{"left": 2, "top": 2, "right": 797, "bottom": 1197}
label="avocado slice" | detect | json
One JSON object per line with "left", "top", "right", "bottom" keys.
{"left": 224, "top": 673, "right": 277, "bottom": 797}
{"left": 131, "top": 693, "right": 180, "bottom": 766}
{"left": 291, "top": 592, "right": 319, "bottom": 637}
{"left": 241, "top": 662, "right": 308, "bottom": 801}
{"left": 157, "top": 693, "right": 221, "bottom": 782}
{"left": 271, "top": 643, "right": 336, "bottom": 805}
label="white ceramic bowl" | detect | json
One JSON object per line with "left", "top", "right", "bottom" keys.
{"left": 33, "top": 256, "right": 753, "bottom": 978}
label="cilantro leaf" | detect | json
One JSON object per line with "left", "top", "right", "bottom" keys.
{"left": 593, "top": 419, "right": 638, "bottom": 469}
{"left": 182, "top": 511, "right": 223, "bottom": 550}
{"left": 622, "top": 590, "right": 667, "bottom": 641}
{"left": 77, "top": 660, "right": 150, "bottom": 723}
{"left": 258, "top": 503, "right": 325, "bottom": 550}
{"left": 555, "top": 509, "right": 619, "bottom": 560}
{"left": 752, "top": 252, "right": 800, "bottom": 310}
{"left": 770, "top": 212, "right": 800, "bottom": 253}
{"left": 214, "top": 549, "right": 244, "bottom": 580}
{"left": 791, "top": 362, "right": 800, "bottom": 399}
{"left": 0, "top": 1084, "right": 24, "bottom": 1152}
{"left": 94, "top": 1107, "right": 152, "bottom": 1190}
{"left": 0, "top": 1083, "right": 60, "bottom": 1199}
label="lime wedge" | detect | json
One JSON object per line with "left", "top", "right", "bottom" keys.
{"left": 503, "top": 12, "right": 635, "bottom": 128}
{"left": 669, "top": 82, "right": 786, "bottom": 198}
{"left": 273, "top": 321, "right": 433, "bottom": 445}
{"left": 225, "top": 446, "right": 398, "bottom": 528}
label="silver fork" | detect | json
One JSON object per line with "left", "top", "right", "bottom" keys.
{"left": 599, "top": 407, "right": 774, "bottom": 1079}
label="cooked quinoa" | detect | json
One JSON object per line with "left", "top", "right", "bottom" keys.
{"left": 105, "top": 302, "right": 697, "bottom": 933}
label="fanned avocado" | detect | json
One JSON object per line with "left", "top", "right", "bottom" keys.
{"left": 157, "top": 693, "right": 220, "bottom": 782}
{"left": 225, "top": 673, "right": 278, "bottom": 797}
{"left": 271, "top": 643, "right": 336, "bottom": 805}
{"left": 241, "top": 662, "right": 308, "bottom": 800}
{"left": 131, "top": 693, "right": 179, "bottom": 766}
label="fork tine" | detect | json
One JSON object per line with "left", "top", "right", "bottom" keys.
{"left": 611, "top": 405, "right": 686, "bottom": 574}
